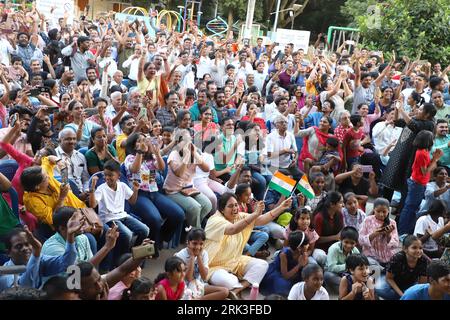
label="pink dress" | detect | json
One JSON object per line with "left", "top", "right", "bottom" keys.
{"left": 358, "top": 215, "right": 399, "bottom": 264}
{"left": 157, "top": 278, "right": 185, "bottom": 300}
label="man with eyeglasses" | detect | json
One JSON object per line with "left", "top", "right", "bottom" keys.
{"left": 54, "top": 128, "right": 90, "bottom": 199}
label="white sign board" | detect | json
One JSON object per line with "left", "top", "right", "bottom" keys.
{"left": 274, "top": 29, "right": 311, "bottom": 52}
{"left": 36, "top": 0, "right": 75, "bottom": 25}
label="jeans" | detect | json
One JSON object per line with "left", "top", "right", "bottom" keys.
{"left": 131, "top": 190, "right": 185, "bottom": 247}
{"left": 166, "top": 192, "right": 212, "bottom": 229}
{"left": 398, "top": 178, "right": 426, "bottom": 235}
{"left": 278, "top": 166, "right": 303, "bottom": 181}
{"left": 375, "top": 276, "right": 401, "bottom": 300}
{"left": 244, "top": 226, "right": 270, "bottom": 256}
{"left": 106, "top": 216, "right": 150, "bottom": 258}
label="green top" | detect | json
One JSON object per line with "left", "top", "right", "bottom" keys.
{"left": 214, "top": 134, "right": 237, "bottom": 171}
{"left": 42, "top": 232, "right": 93, "bottom": 263}
{"left": 435, "top": 104, "right": 450, "bottom": 125}
{"left": 325, "top": 240, "right": 360, "bottom": 274}
{"left": 431, "top": 134, "right": 450, "bottom": 166}
{"left": 85, "top": 145, "right": 118, "bottom": 171}
{"left": 0, "top": 196, "right": 20, "bottom": 251}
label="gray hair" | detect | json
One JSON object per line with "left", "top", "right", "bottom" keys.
{"left": 110, "top": 91, "right": 122, "bottom": 100}
{"left": 339, "top": 110, "right": 350, "bottom": 121}
{"left": 274, "top": 115, "right": 288, "bottom": 125}
{"left": 58, "top": 127, "right": 76, "bottom": 140}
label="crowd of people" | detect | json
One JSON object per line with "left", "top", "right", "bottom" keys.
{"left": 0, "top": 4, "right": 449, "bottom": 300}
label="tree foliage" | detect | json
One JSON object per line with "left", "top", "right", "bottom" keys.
{"left": 345, "top": 0, "right": 450, "bottom": 64}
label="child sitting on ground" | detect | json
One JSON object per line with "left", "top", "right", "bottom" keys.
{"left": 175, "top": 228, "right": 229, "bottom": 300}
{"left": 309, "top": 137, "right": 341, "bottom": 176}
{"left": 339, "top": 254, "right": 375, "bottom": 300}
{"left": 154, "top": 256, "right": 186, "bottom": 300}
{"left": 376, "top": 235, "right": 428, "bottom": 300}
{"left": 284, "top": 206, "right": 327, "bottom": 267}
{"left": 359, "top": 197, "right": 399, "bottom": 270}
{"left": 121, "top": 277, "right": 155, "bottom": 300}
{"left": 261, "top": 231, "right": 310, "bottom": 297}
{"left": 324, "top": 226, "right": 360, "bottom": 293}
{"left": 414, "top": 200, "right": 446, "bottom": 259}
{"left": 342, "top": 192, "right": 366, "bottom": 232}
{"left": 297, "top": 173, "right": 328, "bottom": 212}
{"left": 288, "top": 264, "right": 329, "bottom": 300}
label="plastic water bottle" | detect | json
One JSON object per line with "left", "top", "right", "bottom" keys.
{"left": 248, "top": 283, "right": 259, "bottom": 300}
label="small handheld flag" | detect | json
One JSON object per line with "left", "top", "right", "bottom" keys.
{"left": 297, "top": 175, "right": 315, "bottom": 199}
{"left": 267, "top": 171, "right": 297, "bottom": 197}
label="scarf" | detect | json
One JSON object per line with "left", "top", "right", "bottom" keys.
{"left": 299, "top": 127, "right": 330, "bottom": 161}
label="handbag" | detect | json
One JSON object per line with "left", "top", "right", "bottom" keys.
{"left": 77, "top": 208, "right": 103, "bottom": 236}
{"left": 180, "top": 187, "right": 201, "bottom": 197}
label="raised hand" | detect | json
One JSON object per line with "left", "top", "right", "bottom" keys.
{"left": 105, "top": 223, "right": 119, "bottom": 249}
{"left": 23, "top": 225, "right": 42, "bottom": 256}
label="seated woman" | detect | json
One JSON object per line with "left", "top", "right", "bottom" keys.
{"left": 64, "top": 100, "right": 100, "bottom": 149}
{"left": 124, "top": 132, "right": 185, "bottom": 250}
{"left": 204, "top": 193, "right": 292, "bottom": 297}
{"left": 21, "top": 156, "right": 88, "bottom": 239}
{"left": 192, "top": 135, "right": 228, "bottom": 215}
{"left": 261, "top": 231, "right": 310, "bottom": 296}
{"left": 192, "top": 106, "right": 219, "bottom": 140}
{"left": 163, "top": 129, "right": 212, "bottom": 229}
{"left": 235, "top": 184, "right": 270, "bottom": 259}
{"left": 85, "top": 127, "right": 118, "bottom": 175}
{"left": 240, "top": 102, "right": 267, "bottom": 133}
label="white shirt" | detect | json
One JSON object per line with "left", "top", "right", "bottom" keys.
{"left": 176, "top": 64, "right": 195, "bottom": 89}
{"left": 372, "top": 122, "right": 402, "bottom": 156}
{"left": 106, "top": 105, "right": 129, "bottom": 135}
{"left": 269, "top": 110, "right": 296, "bottom": 132}
{"left": 401, "top": 88, "right": 431, "bottom": 107}
{"left": 197, "top": 56, "right": 212, "bottom": 79}
{"left": 94, "top": 181, "right": 133, "bottom": 223}
{"left": 288, "top": 282, "right": 329, "bottom": 300}
{"left": 54, "top": 147, "right": 90, "bottom": 192}
{"left": 414, "top": 215, "right": 445, "bottom": 252}
{"left": 175, "top": 248, "right": 209, "bottom": 281}
{"left": 122, "top": 56, "right": 141, "bottom": 81}
{"left": 193, "top": 153, "right": 214, "bottom": 186}
{"left": 266, "top": 130, "right": 297, "bottom": 169}
{"left": 254, "top": 71, "right": 267, "bottom": 93}
{"left": 0, "top": 38, "right": 16, "bottom": 66}
{"left": 210, "top": 59, "right": 227, "bottom": 87}
{"left": 263, "top": 102, "right": 277, "bottom": 120}
{"left": 232, "top": 60, "right": 254, "bottom": 82}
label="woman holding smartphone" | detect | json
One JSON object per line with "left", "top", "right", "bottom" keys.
{"left": 124, "top": 133, "right": 185, "bottom": 252}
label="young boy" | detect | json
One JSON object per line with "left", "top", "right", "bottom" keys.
{"left": 309, "top": 136, "right": 341, "bottom": 175}
{"left": 343, "top": 114, "right": 371, "bottom": 169}
{"left": 324, "top": 226, "right": 360, "bottom": 293}
{"left": 401, "top": 260, "right": 450, "bottom": 300}
{"left": 175, "top": 228, "right": 230, "bottom": 300}
{"left": 339, "top": 254, "right": 375, "bottom": 300}
{"left": 89, "top": 160, "right": 149, "bottom": 259}
{"left": 161, "top": 126, "right": 175, "bottom": 156}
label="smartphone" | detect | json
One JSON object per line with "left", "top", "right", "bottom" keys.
{"left": 138, "top": 107, "right": 147, "bottom": 121}
{"left": 45, "top": 106, "right": 60, "bottom": 114}
{"left": 60, "top": 167, "right": 69, "bottom": 185}
{"left": 10, "top": 113, "right": 18, "bottom": 127}
{"left": 131, "top": 243, "right": 155, "bottom": 259}
{"left": 361, "top": 165, "right": 373, "bottom": 173}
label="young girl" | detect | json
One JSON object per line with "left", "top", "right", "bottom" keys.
{"left": 376, "top": 235, "right": 428, "bottom": 300}
{"left": 342, "top": 192, "right": 367, "bottom": 232}
{"left": 304, "top": 172, "right": 327, "bottom": 212}
{"left": 284, "top": 207, "right": 327, "bottom": 267}
{"left": 313, "top": 191, "right": 344, "bottom": 252}
{"left": 175, "top": 228, "right": 229, "bottom": 300}
{"left": 122, "top": 277, "right": 155, "bottom": 300}
{"left": 108, "top": 254, "right": 142, "bottom": 300}
{"left": 288, "top": 264, "right": 329, "bottom": 300}
{"left": 339, "top": 254, "right": 375, "bottom": 300}
{"left": 414, "top": 200, "right": 446, "bottom": 259}
{"left": 154, "top": 256, "right": 186, "bottom": 300}
{"left": 359, "top": 197, "right": 399, "bottom": 268}
{"left": 398, "top": 130, "right": 443, "bottom": 235}
{"left": 260, "top": 231, "right": 310, "bottom": 297}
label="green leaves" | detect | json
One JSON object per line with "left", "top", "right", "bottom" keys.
{"left": 344, "top": 0, "right": 450, "bottom": 64}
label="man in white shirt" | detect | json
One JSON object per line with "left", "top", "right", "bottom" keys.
{"left": 55, "top": 129, "right": 90, "bottom": 199}
{"left": 231, "top": 51, "right": 254, "bottom": 82}
{"left": 269, "top": 96, "right": 296, "bottom": 132}
{"left": 122, "top": 45, "right": 142, "bottom": 83}
{"left": 106, "top": 91, "right": 129, "bottom": 135}
{"left": 372, "top": 108, "right": 402, "bottom": 165}
{"left": 266, "top": 115, "right": 302, "bottom": 180}
{"left": 86, "top": 67, "right": 102, "bottom": 95}
{"left": 401, "top": 73, "right": 431, "bottom": 107}
{"left": 109, "top": 70, "right": 128, "bottom": 93}
{"left": 176, "top": 50, "right": 195, "bottom": 90}
{"left": 0, "top": 32, "right": 16, "bottom": 66}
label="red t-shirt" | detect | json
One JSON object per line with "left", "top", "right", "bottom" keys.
{"left": 411, "top": 149, "right": 431, "bottom": 185}
{"left": 343, "top": 128, "right": 365, "bottom": 159}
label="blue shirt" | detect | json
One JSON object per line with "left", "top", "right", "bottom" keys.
{"left": 400, "top": 283, "right": 450, "bottom": 300}
{"left": 0, "top": 242, "right": 76, "bottom": 291}
{"left": 304, "top": 112, "right": 337, "bottom": 129}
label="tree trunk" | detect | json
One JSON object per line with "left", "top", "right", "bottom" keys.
{"left": 227, "top": 10, "right": 234, "bottom": 38}
{"left": 279, "top": 0, "right": 310, "bottom": 28}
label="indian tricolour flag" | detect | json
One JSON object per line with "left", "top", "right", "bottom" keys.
{"left": 268, "top": 171, "right": 297, "bottom": 197}
{"left": 297, "top": 175, "right": 315, "bottom": 199}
